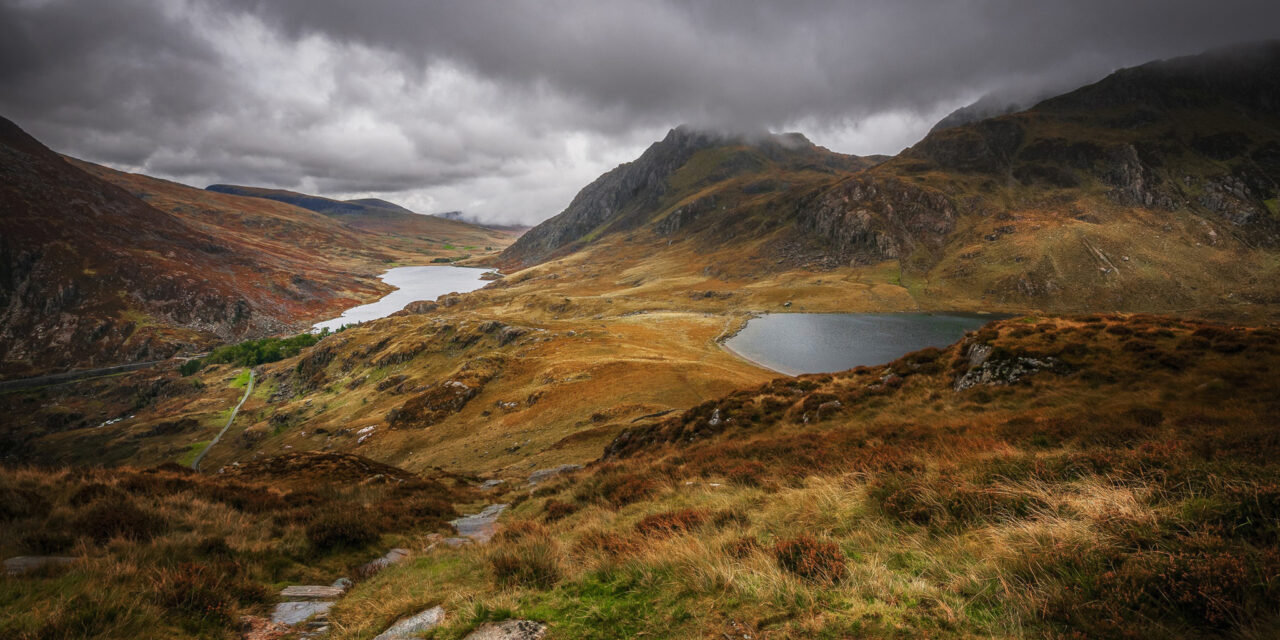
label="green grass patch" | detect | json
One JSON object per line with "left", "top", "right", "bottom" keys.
{"left": 176, "top": 441, "right": 209, "bottom": 467}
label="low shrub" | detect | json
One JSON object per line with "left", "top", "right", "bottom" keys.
{"left": 573, "top": 530, "right": 637, "bottom": 557}
{"left": 155, "top": 562, "right": 269, "bottom": 630}
{"left": 542, "top": 499, "right": 578, "bottom": 522}
{"left": 305, "top": 510, "right": 380, "bottom": 552}
{"left": 74, "top": 497, "right": 166, "bottom": 543}
{"left": 0, "top": 483, "right": 52, "bottom": 521}
{"left": 773, "top": 536, "right": 846, "bottom": 584}
{"left": 68, "top": 482, "right": 129, "bottom": 507}
{"left": 724, "top": 536, "right": 761, "bottom": 559}
{"left": 21, "top": 529, "right": 75, "bottom": 554}
{"left": 488, "top": 540, "right": 562, "bottom": 589}
{"left": 495, "top": 520, "right": 548, "bottom": 543}
{"left": 634, "top": 508, "right": 710, "bottom": 538}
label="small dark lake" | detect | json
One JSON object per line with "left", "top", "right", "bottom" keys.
{"left": 724, "top": 312, "right": 1000, "bottom": 376}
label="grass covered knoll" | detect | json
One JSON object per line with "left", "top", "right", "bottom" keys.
{"left": 0, "top": 453, "right": 471, "bottom": 640}
{"left": 326, "top": 314, "right": 1280, "bottom": 639}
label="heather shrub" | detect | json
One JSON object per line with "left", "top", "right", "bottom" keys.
{"left": 155, "top": 562, "right": 269, "bottom": 630}
{"left": 723, "top": 535, "right": 761, "bottom": 559}
{"left": 74, "top": 496, "right": 166, "bottom": 542}
{"left": 21, "top": 529, "right": 75, "bottom": 554}
{"left": 574, "top": 470, "right": 659, "bottom": 508}
{"left": 573, "top": 530, "right": 636, "bottom": 557}
{"left": 494, "top": 520, "right": 548, "bottom": 543}
{"left": 542, "top": 499, "right": 577, "bottom": 522}
{"left": 305, "top": 510, "right": 380, "bottom": 552}
{"left": 67, "top": 482, "right": 129, "bottom": 507}
{"left": 488, "top": 540, "right": 562, "bottom": 589}
{"left": 773, "top": 536, "right": 846, "bottom": 584}
{"left": 634, "top": 508, "right": 710, "bottom": 537}
{"left": 0, "top": 482, "right": 51, "bottom": 521}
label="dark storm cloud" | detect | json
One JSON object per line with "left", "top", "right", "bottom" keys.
{"left": 2, "top": 0, "right": 1278, "bottom": 224}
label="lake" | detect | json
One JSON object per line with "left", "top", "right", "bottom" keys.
{"left": 724, "top": 312, "right": 1000, "bottom": 376}
{"left": 312, "top": 266, "right": 489, "bottom": 332}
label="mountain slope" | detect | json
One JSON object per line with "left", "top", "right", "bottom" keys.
{"left": 499, "top": 127, "right": 875, "bottom": 268}
{"left": 497, "top": 41, "right": 1280, "bottom": 317}
{"left": 0, "top": 117, "right": 281, "bottom": 378}
{"left": 0, "top": 118, "right": 515, "bottom": 379}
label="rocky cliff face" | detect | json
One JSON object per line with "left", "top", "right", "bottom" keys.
{"left": 499, "top": 126, "right": 723, "bottom": 267}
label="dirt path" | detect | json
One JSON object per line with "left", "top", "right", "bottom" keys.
{"left": 191, "top": 368, "right": 254, "bottom": 471}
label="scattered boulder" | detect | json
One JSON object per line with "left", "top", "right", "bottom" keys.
{"left": 4, "top": 555, "right": 75, "bottom": 576}
{"left": 270, "top": 601, "right": 333, "bottom": 626}
{"left": 373, "top": 605, "right": 445, "bottom": 640}
{"left": 497, "top": 325, "right": 531, "bottom": 346}
{"left": 358, "top": 548, "right": 410, "bottom": 578}
{"left": 463, "top": 620, "right": 547, "bottom": 640}
{"left": 528, "top": 464, "right": 582, "bottom": 486}
{"left": 400, "top": 300, "right": 439, "bottom": 315}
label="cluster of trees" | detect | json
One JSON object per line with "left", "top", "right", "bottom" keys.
{"left": 179, "top": 330, "right": 330, "bottom": 376}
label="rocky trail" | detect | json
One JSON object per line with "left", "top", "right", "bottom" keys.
{"left": 251, "top": 502, "right": 543, "bottom": 640}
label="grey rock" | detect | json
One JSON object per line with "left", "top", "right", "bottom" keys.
{"left": 954, "top": 342, "right": 1064, "bottom": 391}
{"left": 271, "top": 601, "right": 333, "bottom": 626}
{"left": 463, "top": 620, "right": 547, "bottom": 640}
{"left": 373, "top": 605, "right": 445, "bottom": 640}
{"left": 331, "top": 577, "right": 354, "bottom": 591}
{"left": 450, "top": 504, "right": 508, "bottom": 543}
{"left": 527, "top": 464, "right": 582, "bottom": 485}
{"left": 280, "top": 585, "right": 344, "bottom": 600}
{"left": 358, "top": 548, "right": 410, "bottom": 578}
{"left": 4, "top": 555, "right": 75, "bottom": 576}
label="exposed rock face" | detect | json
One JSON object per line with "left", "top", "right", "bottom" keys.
{"left": 462, "top": 620, "right": 547, "bottom": 640}
{"left": 388, "top": 373, "right": 490, "bottom": 429}
{"left": 798, "top": 175, "right": 957, "bottom": 265}
{"left": 913, "top": 118, "right": 1025, "bottom": 173}
{"left": 500, "top": 126, "right": 721, "bottom": 267}
{"left": 373, "top": 605, "right": 445, "bottom": 640}
{"left": 952, "top": 343, "right": 1066, "bottom": 391}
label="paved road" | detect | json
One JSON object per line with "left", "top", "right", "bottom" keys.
{"left": 191, "top": 368, "right": 255, "bottom": 472}
{"left": 0, "top": 360, "right": 167, "bottom": 393}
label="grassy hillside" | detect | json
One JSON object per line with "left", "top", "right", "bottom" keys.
{"left": 323, "top": 314, "right": 1280, "bottom": 639}
{"left": 0, "top": 453, "right": 471, "bottom": 639}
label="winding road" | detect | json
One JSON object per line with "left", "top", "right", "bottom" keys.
{"left": 191, "top": 368, "right": 255, "bottom": 472}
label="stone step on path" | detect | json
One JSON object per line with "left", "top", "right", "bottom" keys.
{"left": 4, "top": 555, "right": 76, "bottom": 576}
{"left": 269, "top": 577, "right": 352, "bottom": 637}
{"left": 446, "top": 503, "right": 508, "bottom": 545}
{"left": 373, "top": 504, "right": 545, "bottom": 640}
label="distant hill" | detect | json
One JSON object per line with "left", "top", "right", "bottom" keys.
{"left": 346, "top": 197, "right": 416, "bottom": 214}
{"left": 204, "top": 183, "right": 516, "bottom": 248}
{"left": 206, "top": 184, "right": 414, "bottom": 217}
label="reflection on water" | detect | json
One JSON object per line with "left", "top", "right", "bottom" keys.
{"left": 725, "top": 312, "right": 1000, "bottom": 376}
{"left": 312, "top": 266, "right": 488, "bottom": 332}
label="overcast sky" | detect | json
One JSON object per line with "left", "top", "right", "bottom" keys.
{"left": 2, "top": 1, "right": 1277, "bottom": 225}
